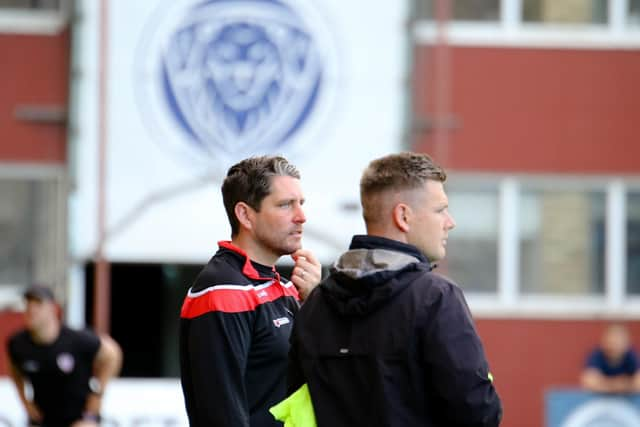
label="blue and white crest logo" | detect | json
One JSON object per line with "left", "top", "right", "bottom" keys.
{"left": 136, "top": 0, "right": 338, "bottom": 168}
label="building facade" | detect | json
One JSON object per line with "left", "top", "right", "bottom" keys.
{"left": 1, "top": 1, "right": 640, "bottom": 426}
{"left": 411, "top": 1, "right": 640, "bottom": 425}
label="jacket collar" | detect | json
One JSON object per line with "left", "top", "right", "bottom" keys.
{"left": 348, "top": 235, "right": 428, "bottom": 264}
{"left": 218, "top": 240, "right": 280, "bottom": 281}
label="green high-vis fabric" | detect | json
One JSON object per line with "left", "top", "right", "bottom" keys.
{"left": 269, "top": 383, "right": 317, "bottom": 427}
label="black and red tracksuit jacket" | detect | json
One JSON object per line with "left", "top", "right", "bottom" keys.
{"left": 179, "top": 241, "right": 300, "bottom": 427}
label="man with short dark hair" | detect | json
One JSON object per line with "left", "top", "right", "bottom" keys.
{"left": 6, "top": 285, "right": 122, "bottom": 427}
{"left": 581, "top": 323, "right": 640, "bottom": 393}
{"left": 286, "top": 152, "right": 502, "bottom": 426}
{"left": 179, "top": 155, "right": 322, "bottom": 426}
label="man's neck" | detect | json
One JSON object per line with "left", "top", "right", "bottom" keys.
{"left": 31, "top": 321, "right": 61, "bottom": 345}
{"left": 231, "top": 236, "right": 278, "bottom": 266}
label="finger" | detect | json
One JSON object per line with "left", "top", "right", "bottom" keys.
{"left": 292, "top": 267, "right": 304, "bottom": 279}
{"left": 290, "top": 272, "right": 306, "bottom": 291}
{"left": 293, "top": 257, "right": 310, "bottom": 272}
{"left": 292, "top": 251, "right": 321, "bottom": 278}
{"left": 292, "top": 249, "right": 320, "bottom": 266}
{"left": 296, "top": 261, "right": 319, "bottom": 284}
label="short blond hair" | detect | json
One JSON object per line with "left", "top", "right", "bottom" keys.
{"left": 360, "top": 152, "right": 446, "bottom": 225}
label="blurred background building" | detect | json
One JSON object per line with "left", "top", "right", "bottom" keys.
{"left": 1, "top": 1, "right": 640, "bottom": 426}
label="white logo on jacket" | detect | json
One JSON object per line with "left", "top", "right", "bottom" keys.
{"left": 273, "top": 317, "right": 290, "bottom": 328}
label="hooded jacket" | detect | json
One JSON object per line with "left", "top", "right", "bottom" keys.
{"left": 287, "top": 235, "right": 502, "bottom": 427}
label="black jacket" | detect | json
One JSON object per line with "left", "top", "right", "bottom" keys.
{"left": 180, "top": 241, "right": 300, "bottom": 427}
{"left": 288, "top": 235, "right": 502, "bottom": 427}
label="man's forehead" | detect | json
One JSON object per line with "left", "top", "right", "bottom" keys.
{"left": 267, "top": 175, "right": 303, "bottom": 197}
{"left": 401, "top": 180, "right": 447, "bottom": 205}
{"left": 424, "top": 180, "right": 448, "bottom": 201}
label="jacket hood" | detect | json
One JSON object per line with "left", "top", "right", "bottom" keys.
{"left": 319, "top": 235, "right": 429, "bottom": 316}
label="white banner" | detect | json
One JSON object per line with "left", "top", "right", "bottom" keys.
{"left": 69, "top": 0, "right": 409, "bottom": 264}
{"left": 0, "top": 378, "right": 188, "bottom": 426}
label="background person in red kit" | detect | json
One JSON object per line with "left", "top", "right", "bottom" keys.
{"left": 6, "top": 284, "right": 122, "bottom": 427}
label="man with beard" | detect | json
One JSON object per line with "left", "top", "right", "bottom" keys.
{"left": 179, "top": 155, "right": 322, "bottom": 427}
{"left": 284, "top": 152, "right": 502, "bottom": 426}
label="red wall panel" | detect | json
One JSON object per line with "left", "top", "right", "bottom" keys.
{"left": 413, "top": 45, "right": 640, "bottom": 173}
{"left": 476, "top": 318, "right": 640, "bottom": 427}
{"left": 0, "top": 30, "right": 70, "bottom": 163}
{"left": 0, "top": 311, "right": 26, "bottom": 375}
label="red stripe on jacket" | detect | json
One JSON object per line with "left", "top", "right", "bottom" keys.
{"left": 180, "top": 280, "right": 299, "bottom": 319}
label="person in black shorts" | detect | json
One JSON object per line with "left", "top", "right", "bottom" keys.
{"left": 6, "top": 285, "right": 122, "bottom": 427}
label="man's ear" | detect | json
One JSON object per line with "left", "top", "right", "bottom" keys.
{"left": 392, "top": 203, "right": 411, "bottom": 232}
{"left": 234, "top": 202, "right": 254, "bottom": 231}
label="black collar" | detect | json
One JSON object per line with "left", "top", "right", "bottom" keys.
{"left": 348, "top": 235, "right": 429, "bottom": 264}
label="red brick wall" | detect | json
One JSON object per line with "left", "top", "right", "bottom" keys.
{"left": 413, "top": 45, "right": 640, "bottom": 174}
{"left": 476, "top": 318, "right": 640, "bottom": 427}
{"left": 0, "top": 311, "right": 26, "bottom": 374}
{"left": 0, "top": 30, "right": 70, "bottom": 163}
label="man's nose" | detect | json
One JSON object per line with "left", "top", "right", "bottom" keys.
{"left": 446, "top": 213, "right": 456, "bottom": 230}
{"left": 294, "top": 204, "right": 306, "bottom": 223}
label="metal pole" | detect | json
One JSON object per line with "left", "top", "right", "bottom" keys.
{"left": 94, "top": 0, "right": 111, "bottom": 335}
{"left": 434, "top": 0, "right": 451, "bottom": 166}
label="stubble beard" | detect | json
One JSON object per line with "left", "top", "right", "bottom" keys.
{"left": 257, "top": 230, "right": 302, "bottom": 259}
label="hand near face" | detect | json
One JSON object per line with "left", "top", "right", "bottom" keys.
{"left": 290, "top": 249, "right": 321, "bottom": 300}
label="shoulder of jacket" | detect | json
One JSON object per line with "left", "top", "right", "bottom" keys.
{"left": 69, "top": 326, "right": 99, "bottom": 340}
{"left": 7, "top": 329, "right": 28, "bottom": 347}
{"left": 414, "top": 269, "right": 461, "bottom": 292}
{"left": 191, "top": 257, "right": 253, "bottom": 292}
{"left": 410, "top": 270, "right": 469, "bottom": 311}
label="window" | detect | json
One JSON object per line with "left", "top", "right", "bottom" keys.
{"left": 519, "top": 189, "right": 605, "bottom": 295}
{"left": 412, "top": 0, "right": 640, "bottom": 47}
{"left": 630, "top": 0, "right": 640, "bottom": 27}
{"left": 0, "top": 0, "right": 69, "bottom": 34}
{"left": 430, "top": 177, "right": 640, "bottom": 315}
{"left": 416, "top": 0, "right": 500, "bottom": 21}
{"left": 522, "top": 0, "right": 607, "bottom": 24}
{"left": 627, "top": 192, "right": 640, "bottom": 294}
{"left": 442, "top": 188, "right": 499, "bottom": 292}
{"left": 0, "top": 172, "right": 65, "bottom": 299}
{"left": 0, "top": 0, "right": 60, "bottom": 10}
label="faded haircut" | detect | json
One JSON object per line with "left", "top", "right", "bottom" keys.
{"left": 222, "top": 155, "right": 300, "bottom": 236}
{"left": 360, "top": 152, "right": 446, "bottom": 225}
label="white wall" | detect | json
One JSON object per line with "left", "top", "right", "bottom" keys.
{"left": 69, "top": 0, "right": 410, "bottom": 266}
{"left": 0, "top": 378, "right": 188, "bottom": 426}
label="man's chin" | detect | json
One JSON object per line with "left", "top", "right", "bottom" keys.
{"left": 281, "top": 242, "right": 302, "bottom": 256}
{"left": 427, "top": 250, "right": 445, "bottom": 263}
